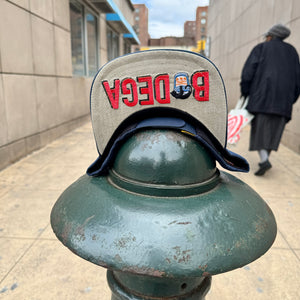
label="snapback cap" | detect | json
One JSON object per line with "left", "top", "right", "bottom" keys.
{"left": 87, "top": 50, "right": 249, "bottom": 176}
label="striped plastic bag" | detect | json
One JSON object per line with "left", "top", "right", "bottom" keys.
{"left": 227, "top": 97, "right": 253, "bottom": 144}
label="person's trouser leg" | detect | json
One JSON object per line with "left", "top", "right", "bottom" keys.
{"left": 258, "top": 149, "right": 269, "bottom": 163}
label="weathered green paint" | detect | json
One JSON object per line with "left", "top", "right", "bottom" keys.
{"left": 108, "top": 270, "right": 211, "bottom": 299}
{"left": 113, "top": 130, "right": 217, "bottom": 185}
{"left": 51, "top": 170, "right": 276, "bottom": 277}
{"left": 50, "top": 129, "right": 277, "bottom": 298}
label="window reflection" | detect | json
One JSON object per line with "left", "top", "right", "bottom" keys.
{"left": 69, "top": 0, "right": 99, "bottom": 77}
{"left": 70, "top": 2, "right": 84, "bottom": 76}
{"left": 107, "top": 28, "right": 119, "bottom": 61}
{"left": 86, "top": 13, "right": 98, "bottom": 76}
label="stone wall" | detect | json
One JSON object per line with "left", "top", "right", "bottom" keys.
{"left": 0, "top": 0, "right": 139, "bottom": 170}
{"left": 207, "top": 0, "right": 300, "bottom": 153}
{"left": 0, "top": 0, "right": 92, "bottom": 170}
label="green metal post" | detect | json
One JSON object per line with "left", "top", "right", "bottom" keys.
{"left": 108, "top": 271, "right": 211, "bottom": 299}
{"left": 51, "top": 129, "right": 277, "bottom": 299}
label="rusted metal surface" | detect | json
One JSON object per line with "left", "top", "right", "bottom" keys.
{"left": 108, "top": 270, "right": 212, "bottom": 299}
{"left": 51, "top": 169, "right": 277, "bottom": 279}
{"left": 50, "top": 129, "right": 277, "bottom": 298}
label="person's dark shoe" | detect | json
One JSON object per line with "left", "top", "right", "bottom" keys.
{"left": 255, "top": 160, "right": 272, "bottom": 176}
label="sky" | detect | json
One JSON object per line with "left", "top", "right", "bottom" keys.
{"left": 131, "top": 0, "right": 210, "bottom": 39}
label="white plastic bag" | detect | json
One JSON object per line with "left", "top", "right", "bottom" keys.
{"left": 227, "top": 97, "right": 254, "bottom": 144}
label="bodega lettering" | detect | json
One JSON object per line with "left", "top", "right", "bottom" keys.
{"left": 102, "top": 71, "right": 209, "bottom": 109}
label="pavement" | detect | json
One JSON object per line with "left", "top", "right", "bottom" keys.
{"left": 0, "top": 121, "right": 299, "bottom": 300}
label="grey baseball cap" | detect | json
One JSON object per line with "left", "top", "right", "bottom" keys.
{"left": 87, "top": 50, "right": 249, "bottom": 176}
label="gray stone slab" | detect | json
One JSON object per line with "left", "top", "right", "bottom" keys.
{"left": 0, "top": 1, "right": 33, "bottom": 73}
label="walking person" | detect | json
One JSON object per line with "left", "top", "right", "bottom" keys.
{"left": 240, "top": 24, "right": 300, "bottom": 176}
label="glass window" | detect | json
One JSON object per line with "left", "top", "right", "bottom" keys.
{"left": 107, "top": 29, "right": 113, "bottom": 61}
{"left": 124, "top": 42, "right": 131, "bottom": 55}
{"left": 70, "top": 1, "right": 84, "bottom": 76}
{"left": 86, "top": 12, "right": 98, "bottom": 76}
{"left": 107, "top": 27, "right": 119, "bottom": 61}
{"left": 201, "top": 18, "right": 206, "bottom": 25}
{"left": 113, "top": 31, "right": 119, "bottom": 58}
{"left": 69, "top": 0, "right": 99, "bottom": 77}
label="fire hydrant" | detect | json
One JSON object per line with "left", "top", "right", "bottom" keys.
{"left": 50, "top": 50, "right": 276, "bottom": 299}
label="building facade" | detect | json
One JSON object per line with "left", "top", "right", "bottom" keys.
{"left": 184, "top": 21, "right": 196, "bottom": 39}
{"left": 149, "top": 36, "right": 195, "bottom": 48}
{"left": 148, "top": 6, "right": 209, "bottom": 51}
{"left": 0, "top": 0, "right": 139, "bottom": 170}
{"left": 196, "top": 6, "right": 208, "bottom": 42}
{"left": 133, "top": 3, "right": 149, "bottom": 50}
{"left": 207, "top": 0, "right": 300, "bottom": 153}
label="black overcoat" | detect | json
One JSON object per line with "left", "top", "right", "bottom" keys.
{"left": 241, "top": 38, "right": 300, "bottom": 121}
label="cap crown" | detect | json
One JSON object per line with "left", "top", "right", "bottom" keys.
{"left": 90, "top": 50, "right": 228, "bottom": 154}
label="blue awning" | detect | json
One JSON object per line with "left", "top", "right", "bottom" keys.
{"left": 105, "top": 0, "right": 140, "bottom": 45}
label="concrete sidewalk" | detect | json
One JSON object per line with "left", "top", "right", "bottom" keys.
{"left": 0, "top": 122, "right": 299, "bottom": 299}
